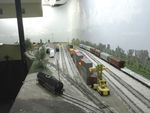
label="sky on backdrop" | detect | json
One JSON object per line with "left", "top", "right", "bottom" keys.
{"left": 0, "top": 0, "right": 150, "bottom": 54}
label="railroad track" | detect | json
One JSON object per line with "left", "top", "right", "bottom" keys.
{"left": 47, "top": 46, "right": 105, "bottom": 112}
{"left": 61, "top": 93, "right": 102, "bottom": 113}
{"left": 61, "top": 45, "right": 115, "bottom": 113}
{"left": 60, "top": 46, "right": 103, "bottom": 112}
{"left": 79, "top": 48, "right": 150, "bottom": 113}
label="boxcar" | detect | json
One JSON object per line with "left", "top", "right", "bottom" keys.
{"left": 90, "top": 47, "right": 96, "bottom": 54}
{"left": 75, "top": 52, "right": 83, "bottom": 67}
{"left": 100, "top": 52, "right": 110, "bottom": 62}
{"left": 108, "top": 56, "right": 125, "bottom": 68}
{"left": 95, "top": 49, "right": 100, "bottom": 57}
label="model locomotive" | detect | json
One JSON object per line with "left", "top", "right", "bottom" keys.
{"left": 37, "top": 72, "right": 63, "bottom": 95}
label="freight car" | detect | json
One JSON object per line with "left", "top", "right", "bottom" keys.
{"left": 82, "top": 44, "right": 91, "bottom": 51}
{"left": 100, "top": 52, "right": 111, "bottom": 62}
{"left": 79, "top": 44, "right": 125, "bottom": 69}
{"left": 67, "top": 44, "right": 74, "bottom": 56}
{"left": 72, "top": 49, "right": 80, "bottom": 62}
{"left": 37, "top": 72, "right": 63, "bottom": 95}
{"left": 108, "top": 56, "right": 125, "bottom": 68}
{"left": 90, "top": 47, "right": 96, "bottom": 54}
{"left": 94, "top": 49, "right": 101, "bottom": 57}
{"left": 78, "top": 58, "right": 97, "bottom": 86}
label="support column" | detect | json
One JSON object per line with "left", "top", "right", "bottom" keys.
{"left": 15, "top": 0, "right": 25, "bottom": 63}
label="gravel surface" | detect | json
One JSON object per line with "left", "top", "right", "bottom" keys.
{"left": 9, "top": 73, "right": 87, "bottom": 113}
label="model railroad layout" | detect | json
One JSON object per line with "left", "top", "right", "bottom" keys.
{"left": 66, "top": 43, "right": 150, "bottom": 113}
{"left": 35, "top": 43, "right": 150, "bottom": 113}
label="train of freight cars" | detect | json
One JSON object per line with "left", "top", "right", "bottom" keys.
{"left": 67, "top": 43, "right": 125, "bottom": 86}
{"left": 79, "top": 44, "right": 125, "bottom": 69}
{"left": 67, "top": 44, "right": 97, "bottom": 87}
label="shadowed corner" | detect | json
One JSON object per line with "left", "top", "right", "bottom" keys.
{"left": 9, "top": 98, "right": 87, "bottom": 113}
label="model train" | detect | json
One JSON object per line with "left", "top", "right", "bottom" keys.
{"left": 37, "top": 72, "right": 63, "bottom": 95}
{"left": 67, "top": 43, "right": 125, "bottom": 86}
{"left": 67, "top": 45, "right": 97, "bottom": 86}
{"left": 80, "top": 44, "right": 125, "bottom": 69}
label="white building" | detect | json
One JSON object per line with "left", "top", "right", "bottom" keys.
{"left": 0, "top": 0, "right": 43, "bottom": 18}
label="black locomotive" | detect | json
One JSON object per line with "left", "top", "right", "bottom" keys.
{"left": 37, "top": 72, "right": 63, "bottom": 95}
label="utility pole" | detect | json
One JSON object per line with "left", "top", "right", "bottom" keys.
{"left": 15, "top": 0, "right": 26, "bottom": 63}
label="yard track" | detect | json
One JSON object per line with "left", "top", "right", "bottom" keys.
{"left": 60, "top": 45, "right": 115, "bottom": 113}
{"left": 61, "top": 93, "right": 102, "bottom": 113}
{"left": 79, "top": 48, "right": 150, "bottom": 113}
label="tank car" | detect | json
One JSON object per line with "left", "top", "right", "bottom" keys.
{"left": 82, "top": 44, "right": 91, "bottom": 51}
{"left": 100, "top": 52, "right": 111, "bottom": 62}
{"left": 37, "top": 72, "right": 63, "bottom": 95}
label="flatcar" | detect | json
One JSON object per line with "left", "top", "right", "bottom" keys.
{"left": 37, "top": 72, "right": 63, "bottom": 95}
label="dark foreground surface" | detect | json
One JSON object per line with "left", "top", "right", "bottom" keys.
{"left": 0, "top": 60, "right": 28, "bottom": 113}
{"left": 10, "top": 99, "right": 86, "bottom": 113}
{"left": 9, "top": 73, "right": 86, "bottom": 113}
